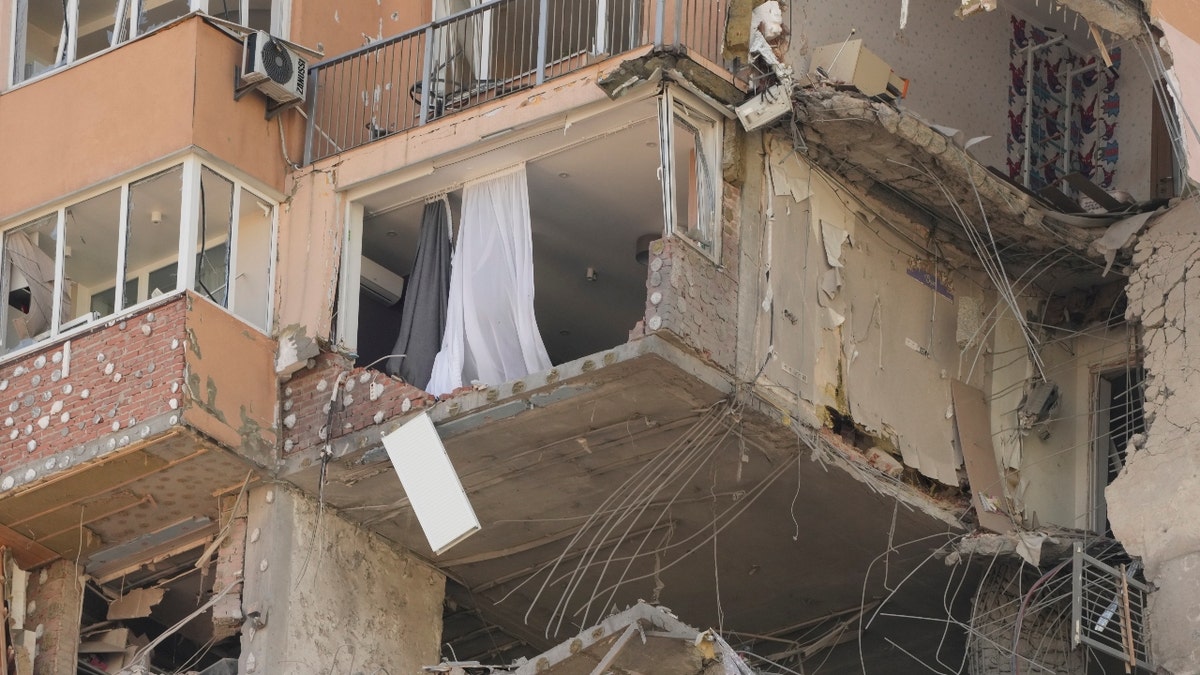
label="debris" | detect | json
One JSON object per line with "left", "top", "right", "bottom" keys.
{"left": 106, "top": 588, "right": 165, "bottom": 621}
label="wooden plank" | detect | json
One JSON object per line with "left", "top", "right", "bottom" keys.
{"left": 1064, "top": 172, "right": 1126, "bottom": 212}
{"left": 0, "top": 525, "right": 57, "bottom": 570}
{"left": 950, "top": 380, "right": 1014, "bottom": 533}
{"left": 0, "top": 451, "right": 169, "bottom": 526}
{"left": 1037, "top": 185, "right": 1085, "bottom": 213}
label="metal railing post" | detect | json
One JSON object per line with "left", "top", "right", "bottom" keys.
{"left": 535, "top": 0, "right": 549, "bottom": 85}
{"left": 654, "top": 0, "right": 665, "bottom": 45}
{"left": 303, "top": 66, "right": 318, "bottom": 164}
{"left": 419, "top": 24, "right": 435, "bottom": 126}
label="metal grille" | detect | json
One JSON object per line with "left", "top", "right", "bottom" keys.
{"left": 304, "top": 0, "right": 731, "bottom": 163}
{"left": 1072, "top": 543, "right": 1154, "bottom": 670}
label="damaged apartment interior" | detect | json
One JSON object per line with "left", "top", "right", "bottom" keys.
{"left": 0, "top": 0, "right": 1196, "bottom": 672}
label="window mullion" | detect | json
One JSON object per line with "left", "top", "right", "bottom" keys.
{"left": 64, "top": 0, "right": 80, "bottom": 63}
{"left": 177, "top": 159, "right": 201, "bottom": 295}
{"left": 50, "top": 210, "right": 66, "bottom": 335}
{"left": 114, "top": 183, "right": 131, "bottom": 312}
{"left": 227, "top": 185, "right": 243, "bottom": 310}
{"left": 657, "top": 89, "right": 675, "bottom": 239}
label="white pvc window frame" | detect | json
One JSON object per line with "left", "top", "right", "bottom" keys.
{"left": 0, "top": 156, "right": 278, "bottom": 359}
{"left": 7, "top": 0, "right": 291, "bottom": 88}
{"left": 658, "top": 85, "right": 722, "bottom": 263}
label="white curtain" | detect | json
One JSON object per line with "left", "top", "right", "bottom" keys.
{"left": 427, "top": 165, "right": 551, "bottom": 396}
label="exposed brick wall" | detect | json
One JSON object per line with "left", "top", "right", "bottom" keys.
{"left": 281, "top": 352, "right": 435, "bottom": 456}
{"left": 27, "top": 558, "right": 84, "bottom": 674}
{"left": 640, "top": 181, "right": 741, "bottom": 372}
{"left": 0, "top": 297, "right": 186, "bottom": 478}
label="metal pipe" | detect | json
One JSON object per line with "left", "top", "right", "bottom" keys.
{"left": 535, "top": 0, "right": 549, "bottom": 84}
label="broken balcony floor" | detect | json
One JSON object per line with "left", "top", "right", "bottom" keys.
{"left": 280, "top": 335, "right": 970, "bottom": 660}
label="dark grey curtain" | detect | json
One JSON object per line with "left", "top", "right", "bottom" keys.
{"left": 387, "top": 200, "right": 452, "bottom": 389}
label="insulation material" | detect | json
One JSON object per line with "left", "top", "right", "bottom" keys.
{"left": 382, "top": 412, "right": 480, "bottom": 554}
{"left": 388, "top": 199, "right": 452, "bottom": 389}
{"left": 956, "top": 295, "right": 984, "bottom": 348}
{"left": 427, "top": 165, "right": 551, "bottom": 396}
{"left": 1006, "top": 15, "right": 1122, "bottom": 190}
{"left": 768, "top": 136, "right": 812, "bottom": 202}
{"left": 820, "top": 220, "right": 849, "bottom": 267}
{"left": 951, "top": 379, "right": 1015, "bottom": 533}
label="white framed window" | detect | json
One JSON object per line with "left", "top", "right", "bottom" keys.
{"left": 9, "top": 0, "right": 290, "bottom": 87}
{"left": 0, "top": 157, "right": 276, "bottom": 355}
{"left": 658, "top": 86, "right": 722, "bottom": 261}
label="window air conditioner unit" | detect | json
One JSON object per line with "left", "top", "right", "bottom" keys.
{"left": 241, "top": 31, "right": 306, "bottom": 104}
{"left": 360, "top": 257, "right": 405, "bottom": 306}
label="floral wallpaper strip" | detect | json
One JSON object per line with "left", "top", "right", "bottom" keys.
{"left": 1006, "top": 14, "right": 1121, "bottom": 192}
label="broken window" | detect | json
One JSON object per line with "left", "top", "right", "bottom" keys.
{"left": 1, "top": 215, "right": 61, "bottom": 351}
{"left": 347, "top": 99, "right": 664, "bottom": 381}
{"left": 660, "top": 88, "right": 721, "bottom": 260}
{"left": 9, "top": 1, "right": 292, "bottom": 87}
{"left": 1091, "top": 366, "right": 1146, "bottom": 534}
{"left": 196, "top": 167, "right": 234, "bottom": 306}
{"left": 0, "top": 158, "right": 275, "bottom": 357}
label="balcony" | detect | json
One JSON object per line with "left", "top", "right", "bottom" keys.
{"left": 303, "top": 0, "right": 731, "bottom": 163}
{"left": 0, "top": 292, "right": 277, "bottom": 568}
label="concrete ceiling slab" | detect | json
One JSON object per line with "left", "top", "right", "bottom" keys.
{"left": 284, "top": 339, "right": 967, "bottom": 658}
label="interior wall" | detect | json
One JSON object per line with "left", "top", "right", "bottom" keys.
{"left": 1157, "top": 20, "right": 1200, "bottom": 186}
{"left": 752, "top": 136, "right": 989, "bottom": 486}
{"left": 789, "top": 1, "right": 1010, "bottom": 168}
{"left": 239, "top": 484, "right": 446, "bottom": 674}
{"left": 1113, "top": 43, "right": 1156, "bottom": 200}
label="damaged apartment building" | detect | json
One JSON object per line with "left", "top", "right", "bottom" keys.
{"left": 0, "top": 0, "right": 1198, "bottom": 672}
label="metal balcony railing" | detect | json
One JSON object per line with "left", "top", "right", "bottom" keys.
{"left": 304, "top": 0, "right": 728, "bottom": 163}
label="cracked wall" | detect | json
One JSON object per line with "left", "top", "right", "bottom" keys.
{"left": 1108, "top": 198, "right": 1200, "bottom": 673}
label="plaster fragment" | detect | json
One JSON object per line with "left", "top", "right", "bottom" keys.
{"left": 107, "top": 438, "right": 116, "bottom": 450}
{"left": 8, "top": 430, "right": 16, "bottom": 441}
{"left": 0, "top": 380, "right": 8, "bottom": 391}
{"left": 23, "top": 469, "right": 34, "bottom": 482}
{"left": 96, "top": 354, "right": 105, "bottom": 363}
{"left": 25, "top": 441, "right": 34, "bottom": 453}
{"left": 50, "top": 370, "right": 60, "bottom": 382}
{"left": 3, "top": 418, "right": 9, "bottom": 427}
{"left": 62, "top": 384, "right": 72, "bottom": 395}
{"left": 56, "top": 456, "right": 68, "bottom": 469}
{"left": 402, "top": 398, "right": 412, "bottom": 413}
{"left": 283, "top": 414, "right": 296, "bottom": 429}
{"left": 36, "top": 417, "right": 48, "bottom": 430}
{"left": 284, "top": 439, "right": 294, "bottom": 452}
{"left": 169, "top": 415, "right": 178, "bottom": 425}
{"left": 39, "top": 392, "right": 49, "bottom": 402}
{"left": 322, "top": 402, "right": 331, "bottom": 414}
{"left": 359, "top": 372, "right": 370, "bottom": 383}
{"left": 140, "top": 426, "right": 151, "bottom": 438}
{"left": 317, "top": 379, "right": 329, "bottom": 392}
{"left": 285, "top": 387, "right": 293, "bottom": 396}
{"left": 12, "top": 367, "right": 24, "bottom": 376}
{"left": 29, "top": 375, "right": 39, "bottom": 386}
{"left": 50, "top": 401, "right": 62, "bottom": 414}
{"left": 119, "top": 435, "right": 129, "bottom": 446}
{"left": 318, "top": 425, "right": 328, "bottom": 440}
{"left": 250, "top": 527, "right": 260, "bottom": 543}
{"left": 113, "top": 373, "right": 122, "bottom": 383}
{"left": 373, "top": 411, "right": 384, "bottom": 424}
{"left": 7, "top": 403, "right": 16, "bottom": 413}
{"left": 1, "top": 476, "right": 13, "bottom": 491}
{"left": 104, "top": 363, "right": 114, "bottom": 375}
{"left": 265, "top": 489, "right": 274, "bottom": 503}
{"left": 32, "top": 356, "right": 44, "bottom": 369}
{"left": 112, "top": 421, "right": 120, "bottom": 432}
{"left": 51, "top": 352, "right": 61, "bottom": 364}
{"left": 60, "top": 413, "right": 69, "bottom": 424}
{"left": 30, "top": 407, "right": 39, "bottom": 417}
{"left": 344, "top": 378, "right": 356, "bottom": 393}
{"left": 172, "top": 339, "right": 179, "bottom": 349}
{"left": 343, "top": 394, "right": 354, "bottom": 406}
{"left": 283, "top": 400, "right": 293, "bottom": 411}
{"left": 147, "top": 312, "right": 155, "bottom": 322}
{"left": 23, "top": 425, "right": 30, "bottom": 435}
{"left": 171, "top": 382, "right": 179, "bottom": 393}
{"left": 141, "top": 324, "right": 152, "bottom": 336}
{"left": 43, "top": 459, "right": 53, "bottom": 470}
{"left": 80, "top": 389, "right": 90, "bottom": 399}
